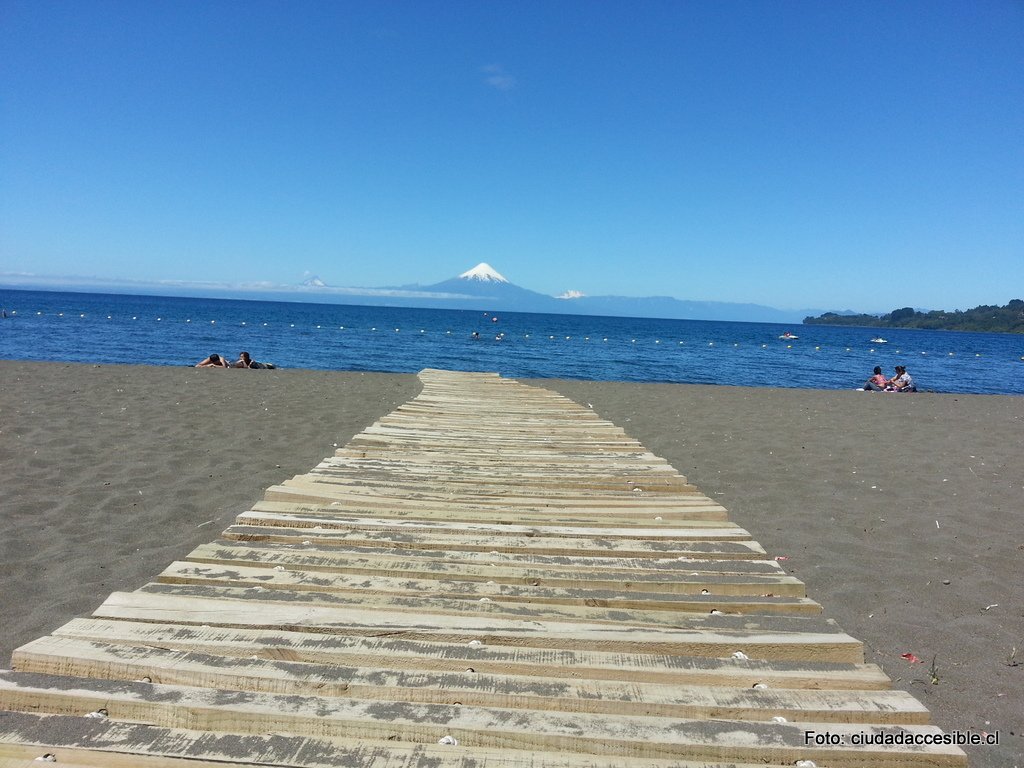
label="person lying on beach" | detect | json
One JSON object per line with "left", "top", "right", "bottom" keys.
{"left": 232, "top": 351, "right": 274, "bottom": 369}
{"left": 233, "top": 351, "right": 258, "bottom": 368}
{"left": 195, "top": 354, "right": 229, "bottom": 368}
{"left": 863, "top": 366, "right": 888, "bottom": 391}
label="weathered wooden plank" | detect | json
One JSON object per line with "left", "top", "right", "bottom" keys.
{"left": 335, "top": 446, "right": 674, "bottom": 466}
{"left": 243, "top": 505, "right": 733, "bottom": 528}
{"left": 234, "top": 509, "right": 769, "bottom": 558}
{"left": 156, "top": 560, "right": 819, "bottom": 615}
{"left": 299, "top": 472, "right": 706, "bottom": 501}
{"left": 51, "top": 619, "right": 891, "bottom": 689}
{"left": 93, "top": 591, "right": 865, "bottom": 662}
{"left": 245, "top": 505, "right": 754, "bottom": 540}
{"left": 133, "top": 581, "right": 827, "bottom": 632}
{"left": 196, "top": 539, "right": 782, "bottom": 574}
{"left": 178, "top": 547, "right": 802, "bottom": 595}
{"left": 0, "top": 713, "right": 793, "bottom": 768}
{"left": 0, "top": 673, "right": 966, "bottom": 766}
{"left": 12, "top": 636, "right": 928, "bottom": 724}
{"left": 274, "top": 479, "right": 726, "bottom": 516}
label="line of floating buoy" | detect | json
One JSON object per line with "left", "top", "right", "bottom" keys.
{"left": 10, "top": 311, "right": 1015, "bottom": 360}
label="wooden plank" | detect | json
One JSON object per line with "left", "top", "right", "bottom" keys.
{"left": 178, "top": 547, "right": 802, "bottom": 594}
{"left": 0, "top": 673, "right": 966, "bottom": 767}
{"left": 12, "top": 636, "right": 928, "bottom": 724}
{"left": 0, "top": 713, "right": 791, "bottom": 768}
{"left": 52, "top": 619, "right": 891, "bottom": 689}
{"left": 155, "top": 560, "right": 820, "bottom": 615}
{"left": 233, "top": 509, "right": 769, "bottom": 558}
{"left": 220, "top": 525, "right": 771, "bottom": 562}
{"left": 132, "top": 582, "right": 826, "bottom": 632}
{"left": 92, "top": 591, "right": 865, "bottom": 662}
{"left": 197, "top": 538, "right": 782, "bottom": 574}
{"left": 245, "top": 504, "right": 754, "bottom": 540}
{"left": 246, "top": 504, "right": 734, "bottom": 530}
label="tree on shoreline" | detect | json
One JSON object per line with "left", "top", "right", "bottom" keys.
{"left": 804, "top": 299, "right": 1024, "bottom": 333}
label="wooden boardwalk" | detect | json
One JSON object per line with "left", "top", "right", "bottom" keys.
{"left": 0, "top": 369, "right": 967, "bottom": 767}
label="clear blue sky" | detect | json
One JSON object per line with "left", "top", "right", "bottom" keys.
{"left": 2, "top": 0, "right": 1021, "bottom": 312}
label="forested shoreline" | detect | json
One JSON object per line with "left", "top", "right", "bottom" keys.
{"left": 804, "top": 300, "right": 1024, "bottom": 333}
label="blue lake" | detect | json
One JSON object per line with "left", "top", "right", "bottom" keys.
{"left": 1, "top": 289, "right": 1021, "bottom": 395}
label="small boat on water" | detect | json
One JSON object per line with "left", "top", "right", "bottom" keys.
{"left": 779, "top": 332, "right": 799, "bottom": 340}
{"left": 870, "top": 337, "right": 888, "bottom": 343}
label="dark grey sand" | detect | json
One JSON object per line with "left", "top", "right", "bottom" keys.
{"left": 1, "top": 361, "right": 1020, "bottom": 766}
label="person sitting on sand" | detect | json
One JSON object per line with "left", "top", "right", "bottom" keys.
{"left": 195, "top": 353, "right": 229, "bottom": 368}
{"left": 885, "top": 365, "right": 916, "bottom": 392}
{"left": 863, "top": 366, "right": 888, "bottom": 391}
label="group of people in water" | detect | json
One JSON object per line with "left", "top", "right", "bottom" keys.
{"left": 863, "top": 365, "right": 916, "bottom": 392}
{"left": 195, "top": 351, "right": 274, "bottom": 369}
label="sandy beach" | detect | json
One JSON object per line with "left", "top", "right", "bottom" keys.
{"left": 1, "top": 360, "right": 1020, "bottom": 767}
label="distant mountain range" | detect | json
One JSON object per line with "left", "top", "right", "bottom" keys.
{"left": 347, "top": 262, "right": 817, "bottom": 323}
{"left": 1, "top": 263, "right": 823, "bottom": 323}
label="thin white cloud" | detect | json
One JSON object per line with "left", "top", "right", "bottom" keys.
{"left": 0, "top": 272, "right": 475, "bottom": 300}
{"left": 556, "top": 289, "right": 586, "bottom": 299}
{"left": 481, "top": 64, "right": 516, "bottom": 91}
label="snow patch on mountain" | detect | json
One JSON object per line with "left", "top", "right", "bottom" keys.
{"left": 458, "top": 263, "right": 509, "bottom": 283}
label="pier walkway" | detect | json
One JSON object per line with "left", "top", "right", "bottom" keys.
{"left": 0, "top": 370, "right": 966, "bottom": 766}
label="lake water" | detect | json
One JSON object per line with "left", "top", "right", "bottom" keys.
{"left": 1, "top": 289, "right": 1022, "bottom": 395}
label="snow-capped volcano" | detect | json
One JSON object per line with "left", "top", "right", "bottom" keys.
{"left": 458, "top": 263, "right": 509, "bottom": 283}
